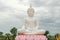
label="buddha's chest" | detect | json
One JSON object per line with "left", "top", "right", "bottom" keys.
{"left": 25, "top": 19, "right": 36, "bottom": 25}
{"left": 24, "top": 18, "right": 37, "bottom": 30}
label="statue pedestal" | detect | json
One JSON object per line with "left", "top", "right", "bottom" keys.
{"left": 15, "top": 34, "right": 48, "bottom": 40}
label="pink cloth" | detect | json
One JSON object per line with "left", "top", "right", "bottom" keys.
{"left": 15, "top": 35, "right": 48, "bottom": 40}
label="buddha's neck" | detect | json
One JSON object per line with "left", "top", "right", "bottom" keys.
{"left": 28, "top": 16, "right": 34, "bottom": 19}
{"left": 28, "top": 16, "right": 34, "bottom": 18}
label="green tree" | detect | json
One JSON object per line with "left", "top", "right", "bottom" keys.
{"left": 0, "top": 32, "right": 4, "bottom": 40}
{"left": 0, "top": 32, "right": 3, "bottom": 35}
{"left": 5, "top": 33, "right": 11, "bottom": 40}
{"left": 5, "top": 33, "right": 10, "bottom": 36}
{"left": 0, "top": 32, "right": 4, "bottom": 37}
{"left": 10, "top": 27, "right": 17, "bottom": 40}
{"left": 47, "top": 35, "right": 56, "bottom": 40}
{"left": 44, "top": 30, "right": 49, "bottom": 37}
{"left": 10, "top": 27, "right": 17, "bottom": 35}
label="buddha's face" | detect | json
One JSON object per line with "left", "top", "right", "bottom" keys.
{"left": 28, "top": 12, "right": 34, "bottom": 17}
{"left": 27, "top": 8, "right": 34, "bottom": 17}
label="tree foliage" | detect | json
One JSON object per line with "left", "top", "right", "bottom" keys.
{"left": 0, "top": 32, "right": 3, "bottom": 35}
{"left": 45, "top": 30, "right": 49, "bottom": 36}
{"left": 10, "top": 27, "right": 17, "bottom": 35}
{"left": 10, "top": 27, "right": 17, "bottom": 40}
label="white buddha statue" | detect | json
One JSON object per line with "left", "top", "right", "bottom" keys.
{"left": 17, "top": 4, "right": 46, "bottom": 34}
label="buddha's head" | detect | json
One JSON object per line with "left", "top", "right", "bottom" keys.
{"left": 27, "top": 4, "right": 35, "bottom": 17}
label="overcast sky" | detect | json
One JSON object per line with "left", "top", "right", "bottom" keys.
{"left": 0, "top": 0, "right": 60, "bottom": 35}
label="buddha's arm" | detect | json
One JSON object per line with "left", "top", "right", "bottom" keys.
{"left": 34, "top": 20, "right": 39, "bottom": 29}
{"left": 24, "top": 20, "right": 28, "bottom": 29}
{"left": 22, "top": 20, "right": 27, "bottom": 29}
